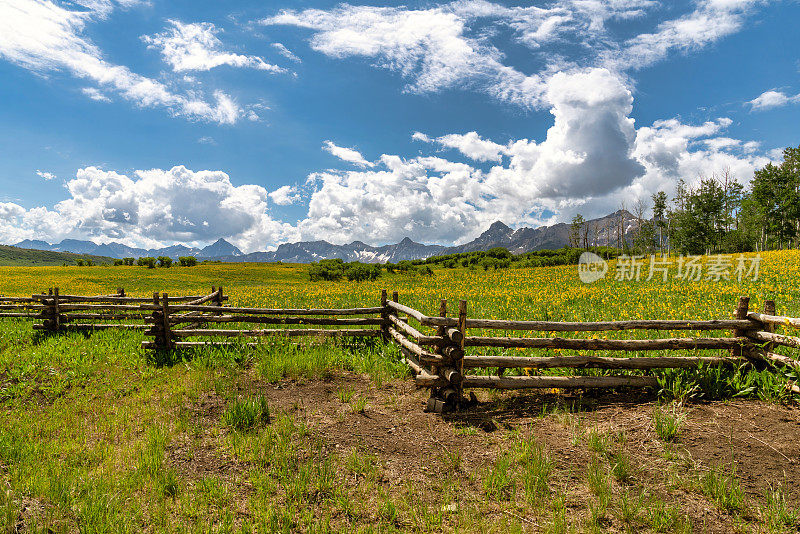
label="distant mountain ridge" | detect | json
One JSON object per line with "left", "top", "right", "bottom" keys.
{"left": 12, "top": 238, "right": 243, "bottom": 261}
{"left": 10, "top": 211, "right": 637, "bottom": 263}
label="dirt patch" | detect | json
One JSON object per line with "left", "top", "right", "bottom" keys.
{"left": 175, "top": 373, "right": 800, "bottom": 531}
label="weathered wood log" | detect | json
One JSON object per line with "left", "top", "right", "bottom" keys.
{"left": 762, "top": 300, "right": 777, "bottom": 353}
{"left": 186, "top": 291, "right": 219, "bottom": 306}
{"left": 462, "top": 354, "right": 742, "bottom": 369}
{"left": 462, "top": 375, "right": 658, "bottom": 389}
{"left": 165, "top": 315, "right": 384, "bottom": 326}
{"left": 464, "top": 336, "right": 748, "bottom": 350}
{"left": 441, "top": 345, "right": 464, "bottom": 360}
{"left": 387, "top": 314, "right": 441, "bottom": 345}
{"left": 142, "top": 304, "right": 385, "bottom": 315}
{"left": 464, "top": 318, "right": 757, "bottom": 331}
{"left": 63, "top": 313, "right": 150, "bottom": 321}
{"left": 732, "top": 296, "right": 759, "bottom": 361}
{"left": 0, "top": 304, "right": 44, "bottom": 310}
{"left": 763, "top": 352, "right": 800, "bottom": 370}
{"left": 387, "top": 300, "right": 425, "bottom": 323}
{"left": 747, "top": 330, "right": 800, "bottom": 349}
{"left": 747, "top": 312, "right": 800, "bottom": 329}
{"left": 387, "top": 326, "right": 441, "bottom": 363}
{"left": 0, "top": 312, "right": 41, "bottom": 318}
{"left": 34, "top": 323, "right": 150, "bottom": 331}
{"left": 162, "top": 293, "right": 173, "bottom": 349}
{"left": 381, "top": 289, "right": 389, "bottom": 342}
{"left": 54, "top": 304, "right": 154, "bottom": 311}
{"left": 170, "top": 328, "right": 381, "bottom": 338}
{"left": 32, "top": 294, "right": 208, "bottom": 303}
{"left": 53, "top": 288, "right": 60, "bottom": 332}
{"left": 445, "top": 327, "right": 463, "bottom": 344}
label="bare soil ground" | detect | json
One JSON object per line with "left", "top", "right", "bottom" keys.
{"left": 168, "top": 372, "right": 800, "bottom": 532}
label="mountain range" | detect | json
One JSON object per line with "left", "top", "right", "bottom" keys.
{"left": 10, "top": 210, "right": 637, "bottom": 263}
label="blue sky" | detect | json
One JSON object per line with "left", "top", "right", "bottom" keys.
{"left": 0, "top": 0, "right": 798, "bottom": 252}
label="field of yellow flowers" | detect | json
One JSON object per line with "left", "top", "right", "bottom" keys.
{"left": 1, "top": 250, "right": 796, "bottom": 322}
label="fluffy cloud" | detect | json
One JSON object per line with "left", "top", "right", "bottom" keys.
{"left": 298, "top": 70, "right": 772, "bottom": 245}
{"left": 415, "top": 131, "right": 506, "bottom": 162}
{"left": 35, "top": 170, "right": 56, "bottom": 181}
{"left": 271, "top": 42, "right": 301, "bottom": 63}
{"left": 0, "top": 166, "right": 296, "bottom": 252}
{"left": 0, "top": 106, "right": 773, "bottom": 250}
{"left": 268, "top": 185, "right": 300, "bottom": 205}
{"left": 0, "top": 0, "right": 246, "bottom": 124}
{"left": 748, "top": 89, "right": 800, "bottom": 110}
{"left": 264, "top": 3, "right": 549, "bottom": 107}
{"left": 602, "top": 0, "right": 764, "bottom": 71}
{"left": 142, "top": 20, "right": 285, "bottom": 73}
{"left": 264, "top": 0, "right": 764, "bottom": 108}
{"left": 322, "top": 141, "right": 374, "bottom": 167}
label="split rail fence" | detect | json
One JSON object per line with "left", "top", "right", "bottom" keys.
{"left": 2, "top": 288, "right": 800, "bottom": 410}
{"left": 2, "top": 287, "right": 227, "bottom": 333}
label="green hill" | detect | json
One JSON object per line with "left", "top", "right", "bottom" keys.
{"left": 0, "top": 244, "right": 116, "bottom": 266}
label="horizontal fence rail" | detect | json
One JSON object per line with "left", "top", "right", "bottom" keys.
{"left": 4, "top": 286, "right": 799, "bottom": 413}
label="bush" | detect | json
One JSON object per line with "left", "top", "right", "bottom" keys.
{"left": 114, "top": 259, "right": 124, "bottom": 266}
{"left": 157, "top": 256, "right": 172, "bottom": 268}
{"left": 123, "top": 257, "right": 135, "bottom": 266}
{"left": 76, "top": 259, "right": 84, "bottom": 266}
{"left": 178, "top": 256, "right": 197, "bottom": 267}
{"left": 137, "top": 257, "right": 157, "bottom": 269}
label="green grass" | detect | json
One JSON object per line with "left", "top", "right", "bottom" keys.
{"left": 653, "top": 405, "right": 686, "bottom": 441}
{"left": 0, "top": 244, "right": 115, "bottom": 266}
{"left": 223, "top": 395, "right": 270, "bottom": 431}
{"left": 701, "top": 464, "right": 746, "bottom": 513}
{"left": 1, "top": 256, "right": 800, "bottom": 532}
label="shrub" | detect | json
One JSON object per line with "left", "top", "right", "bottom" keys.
{"left": 123, "top": 257, "right": 135, "bottom": 266}
{"left": 137, "top": 257, "right": 157, "bottom": 268}
{"left": 75, "top": 259, "right": 84, "bottom": 266}
{"left": 113, "top": 259, "right": 124, "bottom": 266}
{"left": 308, "top": 259, "right": 381, "bottom": 282}
{"left": 157, "top": 256, "right": 172, "bottom": 268}
{"left": 178, "top": 256, "right": 197, "bottom": 267}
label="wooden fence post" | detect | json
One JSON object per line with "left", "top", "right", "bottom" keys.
{"left": 457, "top": 299, "right": 467, "bottom": 409}
{"left": 161, "top": 293, "right": 173, "bottom": 350}
{"left": 52, "top": 287, "right": 60, "bottom": 333}
{"left": 117, "top": 287, "right": 125, "bottom": 297}
{"left": 150, "top": 292, "right": 163, "bottom": 348}
{"left": 763, "top": 300, "right": 776, "bottom": 354}
{"left": 380, "top": 290, "right": 389, "bottom": 342}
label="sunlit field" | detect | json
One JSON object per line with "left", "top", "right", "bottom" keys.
{"left": 1, "top": 250, "right": 795, "bottom": 319}
{"left": 2, "top": 251, "right": 800, "bottom": 533}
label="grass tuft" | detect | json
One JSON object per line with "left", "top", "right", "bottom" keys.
{"left": 652, "top": 405, "right": 685, "bottom": 441}
{"left": 223, "top": 395, "right": 271, "bottom": 431}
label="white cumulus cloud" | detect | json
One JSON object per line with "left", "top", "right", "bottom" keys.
{"left": 322, "top": 141, "right": 374, "bottom": 167}
{"left": 748, "top": 89, "right": 800, "bottom": 110}
{"left": 0, "top": 166, "right": 297, "bottom": 252}
{"left": 0, "top": 0, "right": 247, "bottom": 124}
{"left": 142, "top": 20, "right": 285, "bottom": 73}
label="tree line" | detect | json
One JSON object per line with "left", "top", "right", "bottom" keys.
{"left": 570, "top": 145, "right": 800, "bottom": 255}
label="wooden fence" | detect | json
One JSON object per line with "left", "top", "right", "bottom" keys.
{"left": 21, "top": 287, "right": 226, "bottom": 333}
{"left": 139, "top": 289, "right": 376, "bottom": 350}
{"left": 0, "top": 295, "right": 43, "bottom": 319}
{"left": 385, "top": 294, "right": 800, "bottom": 411}
{"left": 2, "top": 287, "right": 799, "bottom": 413}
